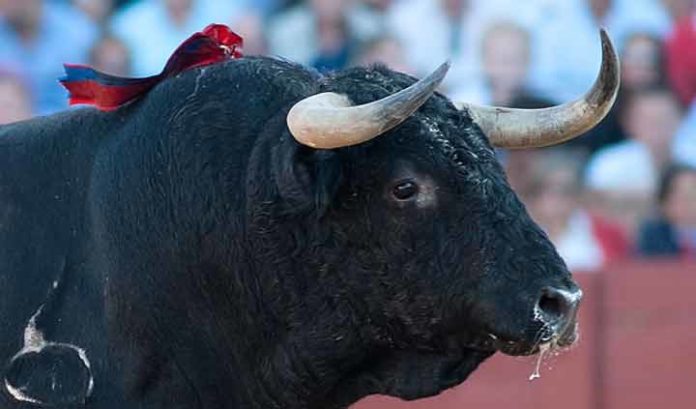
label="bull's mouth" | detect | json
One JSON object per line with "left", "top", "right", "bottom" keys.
{"left": 481, "top": 319, "right": 579, "bottom": 357}
{"left": 369, "top": 319, "right": 580, "bottom": 400}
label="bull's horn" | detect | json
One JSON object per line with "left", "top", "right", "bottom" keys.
{"left": 458, "top": 29, "right": 619, "bottom": 149}
{"left": 287, "top": 61, "right": 451, "bottom": 149}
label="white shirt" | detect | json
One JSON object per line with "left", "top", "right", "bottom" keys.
{"left": 673, "top": 101, "right": 696, "bottom": 167}
{"left": 584, "top": 140, "right": 657, "bottom": 193}
{"left": 555, "top": 209, "right": 604, "bottom": 272}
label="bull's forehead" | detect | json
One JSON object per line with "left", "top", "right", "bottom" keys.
{"left": 321, "top": 65, "right": 413, "bottom": 99}
{"left": 418, "top": 113, "right": 494, "bottom": 166}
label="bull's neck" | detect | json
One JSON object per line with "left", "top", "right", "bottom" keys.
{"left": 229, "top": 256, "right": 378, "bottom": 409}
{"left": 247, "top": 307, "right": 375, "bottom": 409}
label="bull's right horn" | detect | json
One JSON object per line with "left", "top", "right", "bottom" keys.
{"left": 458, "top": 29, "right": 620, "bottom": 149}
{"left": 287, "top": 62, "right": 451, "bottom": 149}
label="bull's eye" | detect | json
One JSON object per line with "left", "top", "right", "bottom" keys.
{"left": 392, "top": 180, "right": 419, "bottom": 200}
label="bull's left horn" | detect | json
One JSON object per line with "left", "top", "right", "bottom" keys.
{"left": 287, "top": 62, "right": 451, "bottom": 149}
{"left": 458, "top": 29, "right": 619, "bottom": 149}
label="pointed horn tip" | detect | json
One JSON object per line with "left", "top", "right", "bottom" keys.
{"left": 598, "top": 28, "right": 618, "bottom": 59}
{"left": 427, "top": 60, "right": 452, "bottom": 85}
{"left": 459, "top": 28, "right": 620, "bottom": 149}
{"left": 438, "top": 60, "right": 451, "bottom": 74}
{"left": 596, "top": 28, "right": 620, "bottom": 99}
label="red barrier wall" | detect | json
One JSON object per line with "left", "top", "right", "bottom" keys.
{"left": 602, "top": 261, "right": 696, "bottom": 409}
{"left": 352, "top": 261, "right": 696, "bottom": 409}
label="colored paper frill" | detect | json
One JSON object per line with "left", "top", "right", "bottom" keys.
{"left": 60, "top": 24, "right": 243, "bottom": 111}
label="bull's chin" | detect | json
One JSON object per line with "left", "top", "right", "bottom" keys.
{"left": 375, "top": 348, "right": 495, "bottom": 400}
{"left": 326, "top": 348, "right": 494, "bottom": 409}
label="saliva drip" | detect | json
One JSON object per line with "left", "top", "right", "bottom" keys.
{"left": 529, "top": 342, "right": 551, "bottom": 381}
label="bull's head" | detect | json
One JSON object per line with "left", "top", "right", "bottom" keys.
{"left": 258, "top": 30, "right": 618, "bottom": 406}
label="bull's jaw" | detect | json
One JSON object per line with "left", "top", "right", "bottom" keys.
{"left": 322, "top": 348, "right": 494, "bottom": 409}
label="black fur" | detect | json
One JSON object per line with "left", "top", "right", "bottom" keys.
{"left": 0, "top": 57, "right": 578, "bottom": 409}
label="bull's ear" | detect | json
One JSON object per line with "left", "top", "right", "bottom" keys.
{"left": 271, "top": 135, "right": 342, "bottom": 216}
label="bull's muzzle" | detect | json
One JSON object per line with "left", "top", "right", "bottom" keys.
{"left": 535, "top": 286, "right": 583, "bottom": 346}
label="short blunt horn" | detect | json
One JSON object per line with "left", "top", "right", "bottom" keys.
{"left": 287, "top": 62, "right": 451, "bottom": 149}
{"left": 458, "top": 29, "right": 620, "bottom": 149}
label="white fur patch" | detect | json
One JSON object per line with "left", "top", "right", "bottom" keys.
{"left": 4, "top": 301, "right": 94, "bottom": 404}
{"left": 415, "top": 176, "right": 438, "bottom": 209}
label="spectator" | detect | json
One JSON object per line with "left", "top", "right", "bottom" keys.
{"left": 0, "top": 0, "right": 97, "bottom": 114}
{"left": 387, "top": 0, "right": 478, "bottom": 89}
{"left": 621, "top": 32, "right": 668, "bottom": 90}
{"left": 244, "top": 0, "right": 284, "bottom": 17}
{"left": 450, "top": 21, "right": 554, "bottom": 107}
{"left": 88, "top": 33, "right": 132, "bottom": 76}
{"left": 665, "top": 2, "right": 696, "bottom": 104}
{"left": 267, "top": 0, "right": 386, "bottom": 72}
{"left": 113, "top": 0, "right": 138, "bottom": 9}
{"left": 496, "top": 91, "right": 558, "bottom": 209}
{"left": 503, "top": 149, "right": 542, "bottom": 199}
{"left": 0, "top": 69, "right": 32, "bottom": 124}
{"left": 73, "top": 0, "right": 115, "bottom": 25}
{"left": 585, "top": 88, "right": 684, "bottom": 238}
{"left": 354, "top": 36, "right": 412, "bottom": 74}
{"left": 587, "top": 88, "right": 682, "bottom": 192}
{"left": 637, "top": 164, "right": 696, "bottom": 258}
{"left": 524, "top": 149, "right": 629, "bottom": 271}
{"left": 532, "top": 0, "right": 671, "bottom": 102}
{"left": 111, "top": 0, "right": 244, "bottom": 76}
{"left": 309, "top": 1, "right": 353, "bottom": 72}
{"left": 233, "top": 11, "right": 267, "bottom": 56}
{"left": 353, "top": 0, "right": 393, "bottom": 48}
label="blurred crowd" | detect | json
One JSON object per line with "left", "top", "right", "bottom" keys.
{"left": 1, "top": 0, "right": 695, "bottom": 269}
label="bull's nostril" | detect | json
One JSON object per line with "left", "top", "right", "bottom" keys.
{"left": 536, "top": 287, "right": 580, "bottom": 325}
{"left": 538, "top": 293, "right": 564, "bottom": 321}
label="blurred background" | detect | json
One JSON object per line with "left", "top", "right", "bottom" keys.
{"left": 1, "top": 0, "right": 695, "bottom": 408}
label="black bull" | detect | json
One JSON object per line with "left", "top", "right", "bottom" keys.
{"left": 0, "top": 57, "right": 583, "bottom": 409}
